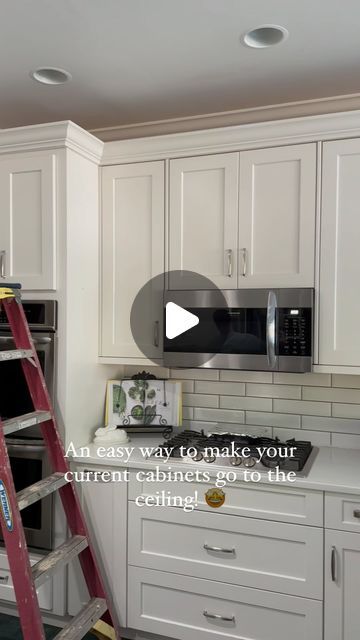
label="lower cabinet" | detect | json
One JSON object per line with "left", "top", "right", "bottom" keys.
{"left": 128, "top": 566, "right": 322, "bottom": 640}
{"left": 128, "top": 503, "right": 323, "bottom": 599}
{"left": 324, "top": 529, "right": 360, "bottom": 640}
{"left": 0, "top": 550, "right": 52, "bottom": 610}
{"left": 67, "top": 466, "right": 127, "bottom": 626}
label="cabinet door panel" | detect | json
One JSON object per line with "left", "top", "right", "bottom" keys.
{"left": 128, "top": 504, "right": 323, "bottom": 598}
{"left": 319, "top": 139, "right": 360, "bottom": 365}
{"left": 0, "top": 153, "right": 56, "bottom": 290}
{"left": 325, "top": 529, "right": 360, "bottom": 640}
{"left": 239, "top": 144, "right": 316, "bottom": 287}
{"left": 129, "top": 567, "right": 323, "bottom": 640}
{"left": 169, "top": 153, "right": 239, "bottom": 288}
{"left": 101, "top": 161, "right": 164, "bottom": 358}
{"left": 67, "top": 467, "right": 127, "bottom": 626}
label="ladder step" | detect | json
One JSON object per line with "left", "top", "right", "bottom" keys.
{"left": 0, "top": 349, "right": 34, "bottom": 362}
{"left": 17, "top": 472, "right": 67, "bottom": 511}
{"left": 32, "top": 535, "right": 88, "bottom": 588}
{"left": 54, "top": 598, "right": 107, "bottom": 640}
{"left": 2, "top": 410, "right": 51, "bottom": 436}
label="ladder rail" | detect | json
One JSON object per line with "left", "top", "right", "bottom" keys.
{"left": 0, "top": 427, "right": 46, "bottom": 640}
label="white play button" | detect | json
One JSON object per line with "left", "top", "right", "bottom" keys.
{"left": 165, "top": 302, "right": 199, "bottom": 339}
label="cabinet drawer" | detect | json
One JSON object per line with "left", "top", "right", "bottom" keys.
{"left": 0, "top": 552, "right": 52, "bottom": 610}
{"left": 128, "top": 566, "right": 323, "bottom": 640}
{"left": 128, "top": 504, "right": 323, "bottom": 599}
{"left": 325, "top": 492, "right": 360, "bottom": 532}
{"left": 129, "top": 471, "right": 323, "bottom": 525}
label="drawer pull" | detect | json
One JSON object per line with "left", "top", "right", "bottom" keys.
{"left": 353, "top": 510, "right": 360, "bottom": 519}
{"left": 204, "top": 543, "right": 235, "bottom": 555}
{"left": 203, "top": 610, "right": 235, "bottom": 623}
{"left": 0, "top": 576, "right": 9, "bottom": 584}
{"left": 331, "top": 545, "right": 337, "bottom": 582}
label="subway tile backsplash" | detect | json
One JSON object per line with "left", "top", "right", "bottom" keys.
{"left": 169, "top": 369, "right": 360, "bottom": 448}
{"left": 122, "top": 366, "right": 360, "bottom": 448}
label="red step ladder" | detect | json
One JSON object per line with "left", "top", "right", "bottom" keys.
{"left": 0, "top": 287, "right": 120, "bottom": 640}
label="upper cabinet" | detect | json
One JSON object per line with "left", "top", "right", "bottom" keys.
{"left": 169, "top": 153, "right": 239, "bottom": 288}
{"left": 0, "top": 152, "right": 57, "bottom": 290}
{"left": 100, "top": 161, "right": 165, "bottom": 362}
{"left": 319, "top": 139, "right": 360, "bottom": 367}
{"left": 238, "top": 144, "right": 317, "bottom": 288}
{"left": 168, "top": 144, "right": 317, "bottom": 289}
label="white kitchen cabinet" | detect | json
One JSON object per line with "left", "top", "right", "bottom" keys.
{"left": 128, "top": 503, "right": 323, "bottom": 599}
{"left": 319, "top": 138, "right": 360, "bottom": 367}
{"left": 324, "top": 529, "right": 360, "bottom": 640}
{"left": 168, "top": 145, "right": 316, "bottom": 290}
{"left": 0, "top": 550, "right": 53, "bottom": 611}
{"left": 169, "top": 153, "right": 239, "bottom": 288}
{"left": 67, "top": 466, "right": 127, "bottom": 626}
{"left": 100, "top": 161, "right": 165, "bottom": 361}
{"left": 0, "top": 152, "right": 57, "bottom": 290}
{"left": 129, "top": 566, "right": 323, "bottom": 640}
{"left": 238, "top": 143, "right": 316, "bottom": 287}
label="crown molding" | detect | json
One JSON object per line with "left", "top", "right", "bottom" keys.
{"left": 101, "top": 108, "right": 360, "bottom": 165}
{"left": 92, "top": 93, "right": 360, "bottom": 142}
{"left": 0, "top": 121, "right": 104, "bottom": 163}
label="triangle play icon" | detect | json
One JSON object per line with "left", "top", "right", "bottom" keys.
{"left": 165, "top": 302, "right": 199, "bottom": 339}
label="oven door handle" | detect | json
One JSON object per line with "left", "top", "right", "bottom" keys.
{"left": 266, "top": 290, "right": 277, "bottom": 370}
{"left": 31, "top": 337, "right": 52, "bottom": 345}
{"left": 6, "top": 443, "right": 46, "bottom": 453}
{"left": 0, "top": 336, "right": 52, "bottom": 344}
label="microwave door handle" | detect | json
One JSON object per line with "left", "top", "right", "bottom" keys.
{"left": 266, "top": 291, "right": 277, "bottom": 369}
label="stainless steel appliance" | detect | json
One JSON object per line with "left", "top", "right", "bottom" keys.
{"left": 164, "top": 288, "right": 313, "bottom": 372}
{"left": 155, "top": 430, "right": 317, "bottom": 477}
{"left": 0, "top": 300, "right": 57, "bottom": 549}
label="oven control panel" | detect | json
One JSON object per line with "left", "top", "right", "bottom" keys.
{"left": 278, "top": 308, "right": 312, "bottom": 357}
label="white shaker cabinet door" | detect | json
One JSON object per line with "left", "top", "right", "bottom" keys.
{"left": 238, "top": 143, "right": 316, "bottom": 288}
{"left": 0, "top": 152, "right": 57, "bottom": 290}
{"left": 67, "top": 467, "right": 127, "bottom": 627}
{"left": 325, "top": 529, "right": 360, "bottom": 640}
{"left": 169, "top": 153, "right": 239, "bottom": 288}
{"left": 319, "top": 139, "right": 360, "bottom": 366}
{"left": 101, "top": 161, "right": 165, "bottom": 359}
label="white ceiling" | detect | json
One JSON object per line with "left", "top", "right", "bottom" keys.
{"left": 1, "top": 0, "right": 360, "bottom": 130}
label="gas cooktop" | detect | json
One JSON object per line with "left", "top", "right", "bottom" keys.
{"left": 156, "top": 430, "right": 316, "bottom": 476}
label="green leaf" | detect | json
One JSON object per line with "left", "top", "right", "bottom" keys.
{"left": 144, "top": 405, "right": 156, "bottom": 425}
{"left": 131, "top": 405, "right": 144, "bottom": 421}
{"left": 128, "top": 386, "right": 138, "bottom": 399}
{"left": 113, "top": 385, "right": 126, "bottom": 415}
{"left": 147, "top": 389, "right": 156, "bottom": 399}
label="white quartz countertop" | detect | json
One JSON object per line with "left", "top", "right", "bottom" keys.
{"left": 71, "top": 434, "right": 360, "bottom": 495}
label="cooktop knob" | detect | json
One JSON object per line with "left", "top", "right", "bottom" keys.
{"left": 203, "top": 455, "right": 216, "bottom": 464}
{"left": 230, "top": 456, "right": 242, "bottom": 466}
{"left": 243, "top": 457, "right": 257, "bottom": 468}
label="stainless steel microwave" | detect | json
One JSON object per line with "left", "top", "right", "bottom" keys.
{"left": 164, "top": 288, "right": 314, "bottom": 372}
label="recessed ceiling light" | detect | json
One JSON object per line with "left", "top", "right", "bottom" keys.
{"left": 30, "top": 67, "right": 72, "bottom": 85}
{"left": 242, "top": 25, "right": 289, "bottom": 49}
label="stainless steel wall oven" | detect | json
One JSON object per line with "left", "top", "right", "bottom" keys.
{"left": 0, "top": 300, "right": 57, "bottom": 550}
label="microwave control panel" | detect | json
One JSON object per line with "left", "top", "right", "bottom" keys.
{"left": 278, "top": 308, "right": 312, "bottom": 357}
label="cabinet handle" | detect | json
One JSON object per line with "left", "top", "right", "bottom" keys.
{"left": 240, "top": 248, "right": 247, "bottom": 277}
{"left": 353, "top": 509, "right": 360, "bottom": 519}
{"left": 226, "top": 250, "right": 233, "bottom": 278}
{"left": 153, "top": 321, "right": 159, "bottom": 348}
{"left": 331, "top": 545, "right": 337, "bottom": 582}
{"left": 203, "top": 610, "right": 235, "bottom": 623}
{"left": 0, "top": 251, "right": 5, "bottom": 279}
{"left": 0, "top": 575, "right": 9, "bottom": 584}
{"left": 204, "top": 543, "right": 235, "bottom": 555}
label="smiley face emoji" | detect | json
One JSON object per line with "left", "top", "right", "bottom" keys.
{"left": 205, "top": 488, "right": 225, "bottom": 508}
